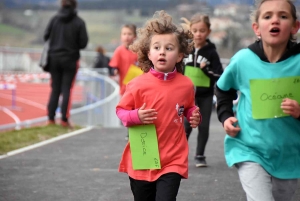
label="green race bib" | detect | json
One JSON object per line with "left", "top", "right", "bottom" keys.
{"left": 129, "top": 124, "right": 161, "bottom": 170}
{"left": 184, "top": 65, "right": 210, "bottom": 87}
{"left": 250, "top": 76, "right": 300, "bottom": 119}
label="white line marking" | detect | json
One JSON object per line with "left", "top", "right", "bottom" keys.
{"left": 0, "top": 126, "right": 94, "bottom": 160}
{"left": 0, "top": 93, "right": 47, "bottom": 110}
{"left": 0, "top": 106, "right": 20, "bottom": 124}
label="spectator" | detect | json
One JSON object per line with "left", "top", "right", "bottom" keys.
{"left": 93, "top": 45, "right": 113, "bottom": 76}
{"left": 44, "top": 0, "right": 88, "bottom": 128}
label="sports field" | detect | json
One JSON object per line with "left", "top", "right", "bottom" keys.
{"left": 0, "top": 73, "right": 83, "bottom": 127}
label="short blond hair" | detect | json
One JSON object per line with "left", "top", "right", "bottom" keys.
{"left": 181, "top": 13, "right": 211, "bottom": 31}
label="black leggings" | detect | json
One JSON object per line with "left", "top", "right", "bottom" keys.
{"left": 48, "top": 56, "right": 78, "bottom": 122}
{"left": 129, "top": 173, "right": 182, "bottom": 201}
{"left": 184, "top": 96, "right": 213, "bottom": 156}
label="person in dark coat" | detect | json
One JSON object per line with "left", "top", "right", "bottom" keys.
{"left": 44, "top": 0, "right": 88, "bottom": 127}
{"left": 93, "top": 45, "right": 113, "bottom": 75}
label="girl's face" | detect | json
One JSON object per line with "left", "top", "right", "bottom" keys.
{"left": 120, "top": 27, "right": 136, "bottom": 48}
{"left": 190, "top": 21, "right": 211, "bottom": 48}
{"left": 252, "top": 0, "right": 299, "bottom": 48}
{"left": 148, "top": 33, "right": 183, "bottom": 73}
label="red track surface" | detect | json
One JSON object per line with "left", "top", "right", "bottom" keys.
{"left": 0, "top": 82, "right": 83, "bottom": 126}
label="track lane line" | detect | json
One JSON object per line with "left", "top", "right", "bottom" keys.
{"left": 0, "top": 106, "right": 20, "bottom": 124}
{"left": 0, "top": 93, "right": 47, "bottom": 110}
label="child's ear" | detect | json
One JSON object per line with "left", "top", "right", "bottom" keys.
{"left": 208, "top": 29, "right": 211, "bottom": 35}
{"left": 252, "top": 22, "right": 260, "bottom": 38}
{"left": 291, "top": 20, "right": 300, "bottom": 35}
{"left": 177, "top": 53, "right": 184, "bottom": 63}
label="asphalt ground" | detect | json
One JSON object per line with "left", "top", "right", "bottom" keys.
{"left": 0, "top": 110, "right": 299, "bottom": 201}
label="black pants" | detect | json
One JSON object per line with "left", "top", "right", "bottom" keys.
{"left": 184, "top": 95, "right": 213, "bottom": 156}
{"left": 48, "top": 56, "right": 78, "bottom": 122}
{"left": 129, "top": 173, "right": 182, "bottom": 201}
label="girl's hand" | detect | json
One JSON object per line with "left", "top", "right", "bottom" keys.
{"left": 281, "top": 98, "right": 300, "bottom": 118}
{"left": 223, "top": 117, "right": 241, "bottom": 137}
{"left": 190, "top": 107, "right": 200, "bottom": 128}
{"left": 200, "top": 62, "right": 206, "bottom": 69}
{"left": 138, "top": 103, "right": 157, "bottom": 124}
{"left": 113, "top": 69, "right": 118, "bottom": 76}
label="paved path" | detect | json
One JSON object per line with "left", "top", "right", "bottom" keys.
{"left": 0, "top": 110, "right": 299, "bottom": 201}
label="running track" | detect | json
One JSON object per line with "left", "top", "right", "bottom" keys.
{"left": 0, "top": 82, "right": 83, "bottom": 126}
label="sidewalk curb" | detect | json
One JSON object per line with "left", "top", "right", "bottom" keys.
{"left": 0, "top": 126, "right": 94, "bottom": 160}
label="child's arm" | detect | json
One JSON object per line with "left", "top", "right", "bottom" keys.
{"left": 216, "top": 85, "right": 241, "bottom": 137}
{"left": 116, "top": 103, "right": 157, "bottom": 127}
{"left": 116, "top": 108, "right": 141, "bottom": 127}
{"left": 281, "top": 98, "right": 300, "bottom": 120}
{"left": 200, "top": 51, "right": 223, "bottom": 81}
{"left": 223, "top": 117, "right": 240, "bottom": 137}
{"left": 109, "top": 47, "right": 121, "bottom": 75}
{"left": 216, "top": 86, "right": 237, "bottom": 124}
{"left": 185, "top": 106, "right": 202, "bottom": 128}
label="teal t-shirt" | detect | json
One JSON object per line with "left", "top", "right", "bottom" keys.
{"left": 217, "top": 49, "right": 300, "bottom": 179}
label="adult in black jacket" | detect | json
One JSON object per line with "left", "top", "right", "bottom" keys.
{"left": 44, "top": 0, "right": 88, "bottom": 127}
{"left": 182, "top": 14, "right": 223, "bottom": 167}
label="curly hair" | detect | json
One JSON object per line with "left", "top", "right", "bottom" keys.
{"left": 130, "top": 10, "right": 194, "bottom": 73}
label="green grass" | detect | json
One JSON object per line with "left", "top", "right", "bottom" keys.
{"left": 0, "top": 23, "right": 26, "bottom": 35}
{"left": 0, "top": 23, "right": 36, "bottom": 47}
{"left": 0, "top": 124, "right": 81, "bottom": 155}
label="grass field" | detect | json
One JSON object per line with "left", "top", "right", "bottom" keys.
{"left": 0, "top": 23, "right": 37, "bottom": 47}
{"left": 0, "top": 125, "right": 81, "bottom": 155}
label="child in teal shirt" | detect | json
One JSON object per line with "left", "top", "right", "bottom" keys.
{"left": 216, "top": 0, "right": 300, "bottom": 200}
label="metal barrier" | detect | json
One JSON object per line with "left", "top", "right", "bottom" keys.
{"left": 71, "top": 68, "right": 120, "bottom": 127}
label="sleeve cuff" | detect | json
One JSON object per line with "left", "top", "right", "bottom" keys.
{"left": 128, "top": 109, "right": 142, "bottom": 125}
{"left": 219, "top": 112, "right": 234, "bottom": 125}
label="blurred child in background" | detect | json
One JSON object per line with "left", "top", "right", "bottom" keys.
{"left": 181, "top": 13, "right": 223, "bottom": 167}
{"left": 109, "top": 24, "right": 138, "bottom": 96}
